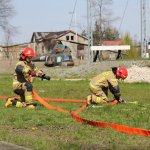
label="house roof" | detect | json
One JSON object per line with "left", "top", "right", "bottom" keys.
{"left": 45, "top": 30, "right": 69, "bottom": 39}
{"left": 101, "top": 39, "right": 123, "bottom": 46}
{"left": 31, "top": 30, "right": 87, "bottom": 42}
{"left": 31, "top": 32, "right": 50, "bottom": 42}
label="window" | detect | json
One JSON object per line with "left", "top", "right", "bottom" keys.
{"left": 66, "top": 36, "right": 69, "bottom": 41}
{"left": 71, "top": 36, "right": 74, "bottom": 41}
{"left": 77, "top": 44, "right": 84, "bottom": 50}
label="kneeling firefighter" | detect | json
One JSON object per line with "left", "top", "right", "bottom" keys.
{"left": 5, "top": 47, "right": 50, "bottom": 109}
{"left": 86, "top": 67, "right": 128, "bottom": 106}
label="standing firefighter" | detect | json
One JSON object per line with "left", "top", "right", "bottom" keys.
{"left": 5, "top": 47, "right": 50, "bottom": 109}
{"left": 86, "top": 67, "right": 128, "bottom": 106}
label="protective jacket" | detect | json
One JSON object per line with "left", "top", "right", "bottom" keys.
{"left": 13, "top": 61, "right": 43, "bottom": 84}
{"left": 12, "top": 60, "right": 44, "bottom": 105}
{"left": 90, "top": 70, "right": 120, "bottom": 100}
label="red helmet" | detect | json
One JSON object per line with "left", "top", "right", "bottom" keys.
{"left": 116, "top": 67, "right": 128, "bottom": 80}
{"left": 20, "top": 47, "right": 34, "bottom": 59}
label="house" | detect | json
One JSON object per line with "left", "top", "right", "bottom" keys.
{"left": 30, "top": 30, "right": 88, "bottom": 60}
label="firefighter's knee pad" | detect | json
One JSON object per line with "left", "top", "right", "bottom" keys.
{"left": 92, "top": 95, "right": 107, "bottom": 104}
{"left": 15, "top": 101, "right": 26, "bottom": 108}
{"left": 25, "top": 82, "right": 33, "bottom": 91}
{"left": 15, "top": 102, "right": 35, "bottom": 109}
{"left": 95, "top": 97, "right": 103, "bottom": 104}
{"left": 25, "top": 92, "right": 33, "bottom": 103}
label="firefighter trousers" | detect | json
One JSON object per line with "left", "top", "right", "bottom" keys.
{"left": 89, "top": 82, "right": 108, "bottom": 104}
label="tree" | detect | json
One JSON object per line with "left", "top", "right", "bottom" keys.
{"left": 0, "top": 0, "right": 16, "bottom": 43}
{"left": 103, "top": 27, "right": 119, "bottom": 40}
{"left": 0, "top": 0, "right": 15, "bottom": 29}
{"left": 92, "top": 0, "right": 115, "bottom": 43}
{"left": 93, "top": 21, "right": 100, "bottom": 45}
{"left": 91, "top": 0, "right": 119, "bottom": 62}
{"left": 0, "top": 0, "right": 17, "bottom": 59}
{"left": 93, "top": 22, "right": 119, "bottom": 44}
{"left": 122, "top": 33, "right": 140, "bottom": 59}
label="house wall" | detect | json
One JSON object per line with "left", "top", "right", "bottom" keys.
{"left": 75, "top": 34, "right": 88, "bottom": 60}
{"left": 35, "top": 42, "right": 46, "bottom": 56}
{"left": 0, "top": 45, "right": 28, "bottom": 60}
{"left": 30, "top": 35, "right": 46, "bottom": 56}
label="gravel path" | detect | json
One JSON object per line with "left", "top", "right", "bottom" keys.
{"left": 43, "top": 60, "right": 150, "bottom": 83}
{"left": 0, "top": 60, "right": 150, "bottom": 82}
{"left": 125, "top": 65, "right": 150, "bottom": 83}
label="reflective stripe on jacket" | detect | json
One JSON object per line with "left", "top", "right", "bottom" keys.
{"left": 90, "top": 71, "right": 119, "bottom": 90}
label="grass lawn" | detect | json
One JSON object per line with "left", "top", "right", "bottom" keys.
{"left": 0, "top": 74, "right": 149, "bottom": 150}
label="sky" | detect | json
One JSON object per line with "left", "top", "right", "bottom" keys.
{"left": 0, "top": 0, "right": 150, "bottom": 44}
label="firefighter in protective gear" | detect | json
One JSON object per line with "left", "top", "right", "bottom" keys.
{"left": 86, "top": 67, "right": 128, "bottom": 106}
{"left": 5, "top": 47, "right": 45, "bottom": 109}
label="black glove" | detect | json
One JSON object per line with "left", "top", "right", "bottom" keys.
{"left": 41, "top": 74, "right": 51, "bottom": 80}
{"left": 119, "top": 98, "right": 126, "bottom": 104}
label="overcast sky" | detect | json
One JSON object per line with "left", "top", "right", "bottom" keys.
{"left": 0, "top": 0, "right": 150, "bottom": 44}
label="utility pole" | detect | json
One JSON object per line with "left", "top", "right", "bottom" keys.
{"left": 141, "top": 0, "right": 147, "bottom": 58}
{"left": 87, "top": 0, "right": 93, "bottom": 63}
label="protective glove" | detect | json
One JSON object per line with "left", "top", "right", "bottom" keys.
{"left": 36, "top": 73, "right": 44, "bottom": 78}
{"left": 41, "top": 74, "right": 51, "bottom": 80}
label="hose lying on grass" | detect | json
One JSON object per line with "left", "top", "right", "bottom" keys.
{"left": 32, "top": 89, "right": 150, "bottom": 137}
{"left": 0, "top": 90, "right": 150, "bottom": 137}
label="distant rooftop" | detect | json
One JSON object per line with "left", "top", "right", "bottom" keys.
{"left": 101, "top": 39, "right": 123, "bottom": 46}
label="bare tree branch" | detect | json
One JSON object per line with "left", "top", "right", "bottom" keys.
{"left": 0, "top": 0, "right": 15, "bottom": 28}
{"left": 0, "top": 0, "right": 17, "bottom": 45}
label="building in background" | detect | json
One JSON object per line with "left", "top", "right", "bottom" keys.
{"left": 0, "top": 30, "right": 88, "bottom": 61}
{"left": 30, "top": 30, "right": 88, "bottom": 60}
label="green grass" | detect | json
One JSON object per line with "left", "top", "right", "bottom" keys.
{"left": 0, "top": 75, "right": 150, "bottom": 150}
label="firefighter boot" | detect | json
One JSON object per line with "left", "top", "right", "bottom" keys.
{"left": 5, "top": 97, "right": 13, "bottom": 107}
{"left": 5, "top": 97, "right": 23, "bottom": 108}
{"left": 86, "top": 95, "right": 92, "bottom": 107}
{"left": 26, "top": 104, "right": 35, "bottom": 110}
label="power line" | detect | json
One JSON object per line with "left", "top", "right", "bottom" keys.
{"left": 118, "top": 0, "right": 129, "bottom": 33}
{"left": 69, "top": 0, "right": 78, "bottom": 30}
